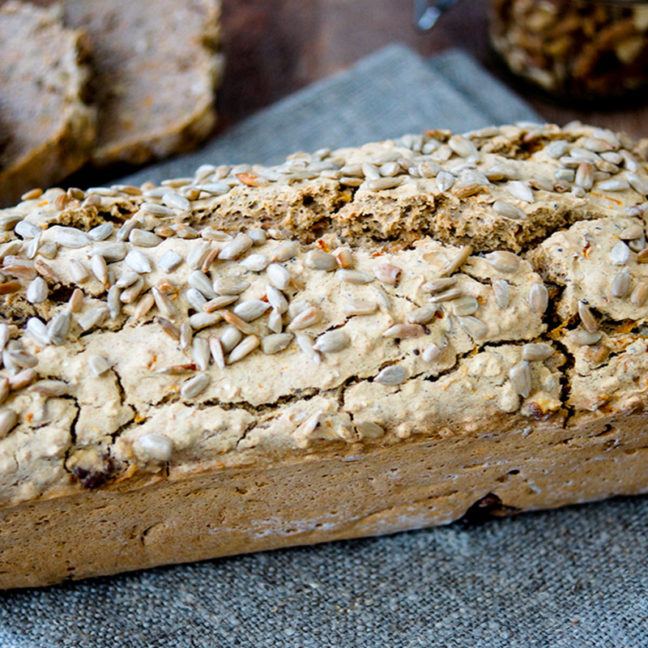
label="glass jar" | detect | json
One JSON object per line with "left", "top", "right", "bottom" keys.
{"left": 489, "top": 0, "right": 648, "bottom": 99}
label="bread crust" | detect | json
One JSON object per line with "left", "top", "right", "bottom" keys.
{"left": 1, "top": 122, "right": 648, "bottom": 588}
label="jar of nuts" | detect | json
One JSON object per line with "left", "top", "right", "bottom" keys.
{"left": 489, "top": 0, "right": 648, "bottom": 99}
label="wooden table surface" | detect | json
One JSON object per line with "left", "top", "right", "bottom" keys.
{"left": 218, "top": 0, "right": 648, "bottom": 139}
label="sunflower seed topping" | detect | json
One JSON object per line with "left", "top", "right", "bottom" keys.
{"left": 611, "top": 268, "right": 631, "bottom": 298}
{"left": 51, "top": 226, "right": 88, "bottom": 248}
{"left": 305, "top": 249, "right": 337, "bottom": 271}
{"left": 598, "top": 178, "right": 629, "bottom": 192}
{"left": 188, "top": 270, "right": 217, "bottom": 299}
{"left": 375, "top": 365, "right": 407, "bottom": 385}
{"left": 374, "top": 262, "right": 402, "bottom": 285}
{"left": 492, "top": 200, "right": 526, "bottom": 220}
{"left": 383, "top": 323, "right": 424, "bottom": 338}
{"left": 509, "top": 361, "right": 531, "bottom": 397}
{"left": 234, "top": 299, "right": 270, "bottom": 321}
{"left": 162, "top": 191, "right": 190, "bottom": 211}
{"left": 213, "top": 278, "right": 250, "bottom": 295}
{"left": 152, "top": 287, "right": 176, "bottom": 318}
{"left": 620, "top": 224, "right": 643, "bottom": 240}
{"left": 125, "top": 250, "right": 152, "bottom": 274}
{"left": 241, "top": 254, "right": 269, "bottom": 272}
{"left": 288, "top": 306, "right": 323, "bottom": 331}
{"left": 610, "top": 240, "right": 631, "bottom": 265}
{"left": 485, "top": 250, "right": 520, "bottom": 273}
{"left": 189, "top": 312, "right": 222, "bottom": 331}
{"left": 571, "top": 328, "right": 602, "bottom": 346}
{"left": 267, "top": 263, "right": 292, "bottom": 291}
{"left": 366, "top": 177, "right": 403, "bottom": 191}
{"left": 219, "top": 234, "right": 253, "bottom": 261}
{"left": 268, "top": 308, "right": 283, "bottom": 333}
{"left": 262, "top": 333, "right": 293, "bottom": 354}
{"left": 135, "top": 433, "right": 173, "bottom": 462}
{"left": 181, "top": 373, "right": 210, "bottom": 398}
{"left": 222, "top": 311, "right": 256, "bottom": 335}
{"left": 343, "top": 299, "right": 377, "bottom": 316}
{"left": 203, "top": 295, "right": 238, "bottom": 312}
{"left": 528, "top": 283, "right": 548, "bottom": 314}
{"left": 266, "top": 285, "right": 288, "bottom": 313}
{"left": 8, "top": 368, "right": 36, "bottom": 390}
{"left": 459, "top": 315, "right": 488, "bottom": 340}
{"left": 129, "top": 229, "right": 162, "bottom": 247}
{"left": 47, "top": 311, "right": 70, "bottom": 344}
{"left": 422, "top": 342, "right": 443, "bottom": 363}
{"left": 26, "top": 276, "right": 48, "bottom": 303}
{"left": 26, "top": 317, "right": 49, "bottom": 345}
{"left": 522, "top": 343, "right": 554, "bottom": 361}
{"left": 578, "top": 300, "right": 598, "bottom": 333}
{"left": 429, "top": 288, "right": 463, "bottom": 303}
{"left": 407, "top": 305, "right": 438, "bottom": 324}
{"left": 436, "top": 171, "right": 455, "bottom": 192}
{"left": 185, "top": 288, "right": 207, "bottom": 312}
{"left": 94, "top": 242, "right": 126, "bottom": 262}
{"left": 228, "top": 335, "right": 260, "bottom": 364}
{"left": 631, "top": 281, "right": 648, "bottom": 306}
{"left": 88, "top": 354, "right": 111, "bottom": 377}
{"left": 32, "top": 380, "right": 69, "bottom": 397}
{"left": 272, "top": 240, "right": 300, "bottom": 262}
{"left": 440, "top": 245, "right": 472, "bottom": 277}
{"left": 452, "top": 295, "right": 479, "bottom": 316}
{"left": 313, "top": 330, "right": 350, "bottom": 353}
{"left": 0, "top": 408, "right": 18, "bottom": 439}
{"left": 191, "top": 338, "right": 210, "bottom": 371}
{"left": 120, "top": 278, "right": 144, "bottom": 303}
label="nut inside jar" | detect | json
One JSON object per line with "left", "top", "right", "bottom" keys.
{"left": 489, "top": 0, "right": 648, "bottom": 98}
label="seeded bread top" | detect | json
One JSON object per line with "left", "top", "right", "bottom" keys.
{"left": 0, "top": 121, "right": 647, "bottom": 507}
{"left": 61, "top": 0, "right": 223, "bottom": 166}
{"left": 0, "top": 1, "right": 95, "bottom": 206}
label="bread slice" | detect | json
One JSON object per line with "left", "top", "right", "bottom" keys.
{"left": 0, "top": 1, "right": 95, "bottom": 206}
{"left": 60, "top": 0, "right": 223, "bottom": 166}
{"left": 1, "top": 122, "right": 648, "bottom": 588}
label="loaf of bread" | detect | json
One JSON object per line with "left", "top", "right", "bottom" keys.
{"left": 1, "top": 122, "right": 648, "bottom": 589}
{"left": 0, "top": 1, "right": 95, "bottom": 206}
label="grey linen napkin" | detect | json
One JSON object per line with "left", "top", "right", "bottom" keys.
{"left": 2, "top": 45, "right": 647, "bottom": 648}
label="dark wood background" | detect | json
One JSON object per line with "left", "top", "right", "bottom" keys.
{"left": 218, "top": 0, "right": 648, "bottom": 138}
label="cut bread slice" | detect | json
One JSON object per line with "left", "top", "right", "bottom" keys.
{"left": 0, "top": 1, "right": 95, "bottom": 206}
{"left": 62, "top": 0, "right": 224, "bottom": 166}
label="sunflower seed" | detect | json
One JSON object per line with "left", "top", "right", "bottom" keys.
{"left": 577, "top": 300, "right": 598, "bottom": 333}
{"left": 507, "top": 180, "right": 534, "bottom": 203}
{"left": 94, "top": 242, "right": 127, "bottom": 262}
{"left": 0, "top": 408, "right": 17, "bottom": 438}
{"left": 187, "top": 270, "right": 216, "bottom": 299}
{"left": 570, "top": 328, "right": 602, "bottom": 346}
{"left": 452, "top": 295, "right": 479, "bottom": 316}
{"left": 422, "top": 342, "right": 443, "bottom": 363}
{"left": 141, "top": 202, "right": 174, "bottom": 217}
{"left": 213, "top": 277, "right": 250, "bottom": 295}
{"left": 50, "top": 226, "right": 88, "bottom": 248}
{"left": 116, "top": 218, "right": 141, "bottom": 242}
{"left": 436, "top": 171, "right": 455, "bottom": 192}
{"left": 200, "top": 228, "right": 231, "bottom": 242}
{"left": 627, "top": 172, "right": 648, "bottom": 196}
{"left": 406, "top": 305, "right": 438, "bottom": 325}
{"left": 37, "top": 241, "right": 58, "bottom": 259}
{"left": 185, "top": 288, "right": 207, "bottom": 312}
{"left": 335, "top": 248, "right": 354, "bottom": 269}
{"left": 86, "top": 223, "right": 114, "bottom": 242}
{"left": 65, "top": 258, "right": 88, "bottom": 284}
{"left": 0, "top": 324, "right": 8, "bottom": 352}
{"left": 574, "top": 162, "right": 594, "bottom": 190}
{"left": 78, "top": 305, "right": 109, "bottom": 331}
{"left": 598, "top": 178, "right": 629, "bottom": 192}
{"left": 162, "top": 191, "right": 190, "bottom": 211}
{"left": 8, "top": 368, "right": 36, "bottom": 390}
{"left": 247, "top": 227, "right": 267, "bottom": 245}
{"left": 383, "top": 323, "right": 424, "bottom": 338}
{"left": 493, "top": 279, "right": 510, "bottom": 308}
{"left": 509, "top": 361, "right": 531, "bottom": 397}
{"left": 0, "top": 378, "right": 7, "bottom": 405}
{"left": 271, "top": 241, "right": 299, "bottom": 263}
{"left": 26, "top": 317, "right": 50, "bottom": 345}
{"left": 544, "top": 140, "right": 569, "bottom": 158}
{"left": 528, "top": 283, "right": 548, "bottom": 314}
{"left": 336, "top": 268, "right": 374, "bottom": 285}
{"left": 181, "top": 373, "right": 210, "bottom": 398}
{"left": 620, "top": 224, "right": 643, "bottom": 240}
{"left": 611, "top": 268, "right": 631, "bottom": 298}
{"left": 440, "top": 245, "right": 472, "bottom": 277}
{"left": 15, "top": 220, "right": 40, "bottom": 239}
{"left": 135, "top": 433, "right": 173, "bottom": 462}
{"left": 90, "top": 254, "right": 109, "bottom": 286}
{"left": 365, "top": 176, "right": 403, "bottom": 191}
{"left": 305, "top": 249, "right": 337, "bottom": 271}
{"left": 374, "top": 262, "right": 402, "bottom": 285}
{"left": 375, "top": 365, "right": 408, "bottom": 385}
{"left": 116, "top": 271, "right": 141, "bottom": 289}
{"left": 313, "top": 330, "right": 350, "bottom": 353}
{"left": 295, "top": 333, "right": 320, "bottom": 363}
{"left": 288, "top": 306, "right": 323, "bottom": 331}
{"left": 203, "top": 295, "right": 238, "bottom": 312}
{"left": 32, "top": 379, "right": 69, "bottom": 396}
{"left": 630, "top": 280, "right": 648, "bottom": 306}
{"left": 484, "top": 162, "right": 519, "bottom": 181}
{"left": 120, "top": 278, "right": 144, "bottom": 303}
{"left": 268, "top": 308, "right": 283, "bottom": 333}
{"left": 220, "top": 325, "right": 243, "bottom": 352}
{"left": 134, "top": 292, "right": 155, "bottom": 320}
{"left": 261, "top": 333, "right": 293, "bottom": 354}
{"left": 152, "top": 287, "right": 176, "bottom": 318}
{"left": 219, "top": 234, "right": 253, "bottom": 261}
{"left": 88, "top": 354, "right": 110, "bottom": 376}
{"left": 105, "top": 285, "right": 120, "bottom": 319}
{"left": 459, "top": 315, "right": 488, "bottom": 339}
{"left": 156, "top": 250, "right": 182, "bottom": 273}
{"left": 522, "top": 343, "right": 554, "bottom": 361}
{"left": 26, "top": 276, "right": 48, "bottom": 303}
{"left": 429, "top": 288, "right": 463, "bottom": 303}
{"left": 449, "top": 134, "right": 478, "bottom": 158}
{"left": 128, "top": 229, "right": 162, "bottom": 248}
{"left": 222, "top": 310, "right": 256, "bottom": 335}
{"left": 156, "top": 317, "right": 180, "bottom": 340}
{"left": 343, "top": 299, "right": 377, "bottom": 316}
{"left": 228, "top": 335, "right": 260, "bottom": 364}
{"left": 492, "top": 200, "right": 526, "bottom": 220}
{"left": 610, "top": 240, "right": 631, "bottom": 265}
{"left": 264, "top": 285, "right": 288, "bottom": 314}
{"left": 421, "top": 277, "right": 456, "bottom": 294}
{"left": 67, "top": 288, "right": 84, "bottom": 313}
{"left": 267, "top": 263, "right": 292, "bottom": 291}
{"left": 189, "top": 312, "right": 222, "bottom": 331}
{"left": 125, "top": 250, "right": 152, "bottom": 274}
{"left": 241, "top": 253, "right": 269, "bottom": 272}
{"left": 485, "top": 250, "right": 520, "bottom": 273}
{"left": 234, "top": 299, "right": 270, "bottom": 321}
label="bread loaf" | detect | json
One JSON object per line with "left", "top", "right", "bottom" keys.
{"left": 1, "top": 122, "right": 648, "bottom": 589}
{"left": 0, "top": 1, "right": 95, "bottom": 206}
